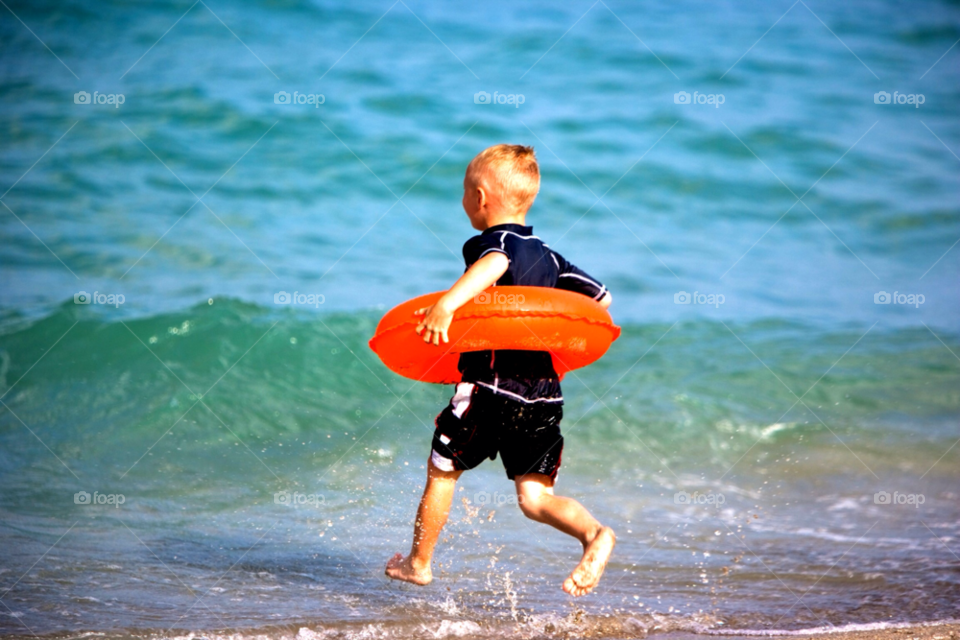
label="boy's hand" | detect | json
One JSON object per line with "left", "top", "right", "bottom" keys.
{"left": 415, "top": 303, "right": 453, "bottom": 346}
{"left": 413, "top": 252, "right": 508, "bottom": 347}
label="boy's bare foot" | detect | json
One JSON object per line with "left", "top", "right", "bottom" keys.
{"left": 385, "top": 552, "right": 433, "bottom": 585}
{"left": 563, "top": 526, "right": 615, "bottom": 596}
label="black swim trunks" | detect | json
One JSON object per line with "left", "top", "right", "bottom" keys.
{"left": 430, "top": 382, "right": 564, "bottom": 481}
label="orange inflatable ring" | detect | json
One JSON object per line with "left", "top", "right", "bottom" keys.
{"left": 368, "top": 287, "right": 620, "bottom": 384}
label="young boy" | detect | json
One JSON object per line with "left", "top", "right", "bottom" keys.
{"left": 385, "top": 144, "right": 615, "bottom": 597}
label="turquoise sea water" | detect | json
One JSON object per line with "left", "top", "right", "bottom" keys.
{"left": 1, "top": 0, "right": 958, "bottom": 638}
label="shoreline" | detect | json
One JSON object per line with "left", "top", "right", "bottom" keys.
{"left": 704, "top": 621, "right": 960, "bottom": 640}
{"left": 2, "top": 620, "right": 958, "bottom": 640}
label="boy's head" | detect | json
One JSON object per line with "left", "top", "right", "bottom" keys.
{"left": 462, "top": 144, "right": 540, "bottom": 230}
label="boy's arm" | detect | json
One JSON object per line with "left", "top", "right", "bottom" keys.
{"left": 415, "top": 252, "right": 509, "bottom": 345}
{"left": 551, "top": 250, "right": 612, "bottom": 309}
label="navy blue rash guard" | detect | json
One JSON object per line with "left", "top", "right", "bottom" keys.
{"left": 457, "top": 223, "right": 607, "bottom": 404}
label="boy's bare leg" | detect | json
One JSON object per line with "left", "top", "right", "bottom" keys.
{"left": 515, "top": 473, "right": 616, "bottom": 597}
{"left": 386, "top": 458, "right": 463, "bottom": 585}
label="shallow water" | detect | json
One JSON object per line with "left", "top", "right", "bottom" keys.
{"left": 0, "top": 302, "right": 957, "bottom": 637}
{"left": 1, "top": 0, "right": 958, "bottom": 637}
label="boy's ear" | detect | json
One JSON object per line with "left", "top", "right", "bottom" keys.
{"left": 476, "top": 185, "right": 487, "bottom": 210}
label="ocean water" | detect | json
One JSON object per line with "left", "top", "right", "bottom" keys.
{"left": 0, "top": 0, "right": 958, "bottom": 638}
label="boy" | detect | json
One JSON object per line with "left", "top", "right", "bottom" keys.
{"left": 385, "top": 144, "right": 615, "bottom": 597}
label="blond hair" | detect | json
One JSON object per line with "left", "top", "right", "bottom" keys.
{"left": 467, "top": 144, "right": 540, "bottom": 212}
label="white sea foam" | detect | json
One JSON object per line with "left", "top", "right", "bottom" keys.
{"left": 709, "top": 619, "right": 960, "bottom": 636}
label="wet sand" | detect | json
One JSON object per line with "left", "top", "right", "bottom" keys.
{"left": 703, "top": 622, "right": 960, "bottom": 640}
